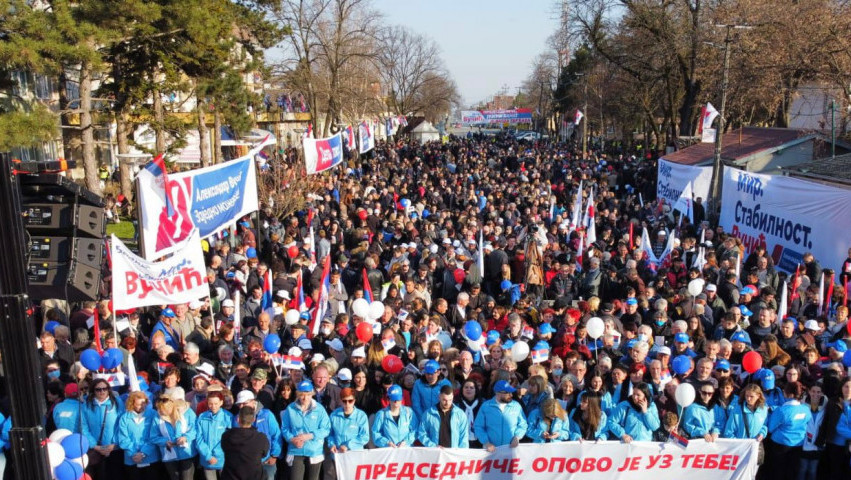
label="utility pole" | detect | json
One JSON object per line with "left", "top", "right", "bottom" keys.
{"left": 582, "top": 80, "right": 588, "bottom": 158}
{"left": 831, "top": 99, "right": 836, "bottom": 159}
{"left": 0, "top": 153, "right": 52, "bottom": 480}
{"left": 708, "top": 24, "right": 752, "bottom": 220}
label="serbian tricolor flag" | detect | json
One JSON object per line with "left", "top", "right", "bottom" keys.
{"left": 531, "top": 341, "right": 550, "bottom": 364}
{"left": 574, "top": 109, "right": 584, "bottom": 125}
{"left": 362, "top": 268, "right": 374, "bottom": 303}
{"left": 303, "top": 123, "right": 313, "bottom": 140}
{"left": 278, "top": 355, "right": 305, "bottom": 370}
{"left": 143, "top": 153, "right": 175, "bottom": 217}
{"left": 344, "top": 125, "right": 355, "bottom": 149}
{"left": 700, "top": 103, "right": 719, "bottom": 143}
{"left": 261, "top": 269, "right": 273, "bottom": 310}
{"left": 311, "top": 255, "right": 332, "bottom": 337}
{"left": 668, "top": 430, "right": 689, "bottom": 448}
{"left": 291, "top": 271, "right": 308, "bottom": 313}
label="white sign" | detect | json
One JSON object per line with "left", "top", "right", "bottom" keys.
{"left": 111, "top": 231, "right": 209, "bottom": 309}
{"left": 656, "top": 158, "right": 712, "bottom": 207}
{"left": 337, "top": 440, "right": 757, "bottom": 480}
{"left": 720, "top": 166, "right": 851, "bottom": 273}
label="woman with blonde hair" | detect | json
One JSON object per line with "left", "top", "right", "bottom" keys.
{"left": 526, "top": 398, "right": 570, "bottom": 443}
{"left": 117, "top": 391, "right": 160, "bottom": 478}
{"left": 150, "top": 394, "right": 197, "bottom": 480}
{"left": 521, "top": 375, "right": 551, "bottom": 415}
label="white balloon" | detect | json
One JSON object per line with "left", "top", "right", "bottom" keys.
{"left": 284, "top": 309, "right": 300, "bottom": 326}
{"left": 586, "top": 317, "right": 605, "bottom": 339}
{"left": 687, "top": 279, "right": 705, "bottom": 297}
{"left": 46, "top": 441, "right": 66, "bottom": 468}
{"left": 71, "top": 453, "right": 89, "bottom": 469}
{"left": 511, "top": 341, "right": 530, "bottom": 362}
{"left": 675, "top": 382, "right": 696, "bottom": 408}
{"left": 467, "top": 338, "right": 482, "bottom": 352}
{"left": 368, "top": 301, "right": 385, "bottom": 321}
{"left": 48, "top": 428, "right": 72, "bottom": 444}
{"left": 352, "top": 298, "right": 370, "bottom": 318}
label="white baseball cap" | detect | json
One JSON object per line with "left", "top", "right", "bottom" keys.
{"left": 222, "top": 299, "right": 235, "bottom": 307}
{"left": 310, "top": 353, "right": 326, "bottom": 364}
{"left": 351, "top": 346, "right": 366, "bottom": 358}
{"left": 337, "top": 368, "right": 352, "bottom": 381}
{"left": 235, "top": 390, "right": 255, "bottom": 404}
{"left": 804, "top": 320, "right": 820, "bottom": 331}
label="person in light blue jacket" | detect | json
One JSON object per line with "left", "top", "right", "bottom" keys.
{"left": 759, "top": 381, "right": 811, "bottom": 480}
{"left": 116, "top": 391, "right": 160, "bottom": 476}
{"left": 722, "top": 384, "right": 768, "bottom": 439}
{"left": 607, "top": 382, "right": 660, "bottom": 442}
{"left": 150, "top": 394, "right": 197, "bottom": 480}
{"left": 411, "top": 360, "right": 452, "bottom": 418}
{"left": 280, "top": 380, "right": 331, "bottom": 480}
{"left": 195, "top": 391, "right": 232, "bottom": 478}
{"left": 681, "top": 382, "right": 720, "bottom": 441}
{"left": 527, "top": 398, "right": 570, "bottom": 443}
{"left": 328, "top": 387, "right": 370, "bottom": 452}
{"left": 473, "top": 380, "right": 527, "bottom": 451}
{"left": 569, "top": 391, "right": 608, "bottom": 441}
{"left": 233, "top": 390, "right": 281, "bottom": 480}
{"left": 81, "top": 378, "right": 124, "bottom": 479}
{"left": 373, "top": 385, "right": 418, "bottom": 448}
{"left": 417, "top": 385, "right": 469, "bottom": 448}
{"left": 577, "top": 375, "right": 615, "bottom": 415}
{"left": 53, "top": 383, "right": 83, "bottom": 433}
{"left": 0, "top": 412, "right": 10, "bottom": 478}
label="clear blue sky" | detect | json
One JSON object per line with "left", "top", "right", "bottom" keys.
{"left": 372, "top": 0, "right": 556, "bottom": 106}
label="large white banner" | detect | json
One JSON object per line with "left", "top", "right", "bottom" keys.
{"left": 337, "top": 440, "right": 757, "bottom": 480}
{"left": 720, "top": 166, "right": 851, "bottom": 273}
{"left": 111, "top": 231, "right": 209, "bottom": 309}
{"left": 137, "top": 154, "right": 260, "bottom": 259}
{"left": 656, "top": 158, "right": 712, "bottom": 206}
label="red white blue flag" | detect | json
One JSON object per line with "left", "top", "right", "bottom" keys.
{"left": 311, "top": 255, "right": 332, "bottom": 337}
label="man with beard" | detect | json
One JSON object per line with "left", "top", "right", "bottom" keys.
{"left": 474, "top": 380, "right": 527, "bottom": 452}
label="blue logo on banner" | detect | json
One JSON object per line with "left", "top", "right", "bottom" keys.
{"left": 777, "top": 247, "right": 804, "bottom": 273}
{"left": 190, "top": 159, "right": 251, "bottom": 237}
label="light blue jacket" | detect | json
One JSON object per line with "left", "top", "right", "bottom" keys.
{"left": 764, "top": 388, "right": 785, "bottom": 412}
{"left": 233, "top": 407, "right": 281, "bottom": 462}
{"left": 117, "top": 410, "right": 161, "bottom": 466}
{"left": 411, "top": 379, "right": 452, "bottom": 418}
{"left": 577, "top": 390, "right": 615, "bottom": 416}
{"left": 832, "top": 402, "right": 851, "bottom": 447}
{"left": 372, "top": 405, "right": 418, "bottom": 447}
{"left": 280, "top": 399, "right": 331, "bottom": 458}
{"left": 722, "top": 402, "right": 768, "bottom": 439}
{"left": 195, "top": 408, "right": 233, "bottom": 469}
{"left": 568, "top": 408, "right": 608, "bottom": 441}
{"left": 53, "top": 399, "right": 82, "bottom": 433}
{"left": 473, "top": 399, "right": 528, "bottom": 447}
{"left": 607, "top": 400, "right": 661, "bottom": 442}
{"left": 0, "top": 414, "right": 10, "bottom": 451}
{"left": 149, "top": 407, "right": 197, "bottom": 462}
{"left": 417, "top": 405, "right": 469, "bottom": 448}
{"left": 150, "top": 321, "right": 181, "bottom": 350}
{"left": 767, "top": 400, "right": 811, "bottom": 446}
{"left": 328, "top": 407, "right": 370, "bottom": 451}
{"left": 80, "top": 398, "right": 123, "bottom": 447}
{"left": 526, "top": 409, "right": 570, "bottom": 443}
{"left": 681, "top": 403, "right": 719, "bottom": 438}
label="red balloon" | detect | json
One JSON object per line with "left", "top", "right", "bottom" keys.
{"left": 382, "top": 354, "right": 403, "bottom": 374}
{"left": 357, "top": 209, "right": 368, "bottom": 221}
{"left": 742, "top": 351, "right": 763, "bottom": 374}
{"left": 356, "top": 322, "right": 374, "bottom": 343}
{"left": 287, "top": 245, "right": 299, "bottom": 259}
{"left": 453, "top": 268, "right": 466, "bottom": 285}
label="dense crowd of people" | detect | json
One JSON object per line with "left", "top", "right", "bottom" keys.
{"left": 9, "top": 131, "right": 851, "bottom": 480}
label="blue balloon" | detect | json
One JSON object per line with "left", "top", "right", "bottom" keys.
{"left": 843, "top": 350, "right": 851, "bottom": 368}
{"left": 264, "top": 333, "right": 282, "bottom": 354}
{"left": 101, "top": 348, "right": 122, "bottom": 370}
{"left": 422, "top": 209, "right": 430, "bottom": 218}
{"left": 53, "top": 460, "right": 83, "bottom": 480}
{"left": 486, "top": 330, "right": 501, "bottom": 345}
{"left": 246, "top": 247, "right": 257, "bottom": 259}
{"left": 464, "top": 321, "right": 483, "bottom": 341}
{"left": 500, "top": 280, "right": 512, "bottom": 291}
{"left": 400, "top": 198, "right": 411, "bottom": 208}
{"left": 672, "top": 355, "right": 692, "bottom": 376}
{"left": 437, "top": 332, "right": 452, "bottom": 350}
{"left": 44, "top": 321, "right": 60, "bottom": 334}
{"left": 80, "top": 349, "right": 102, "bottom": 371}
{"left": 60, "top": 433, "right": 89, "bottom": 459}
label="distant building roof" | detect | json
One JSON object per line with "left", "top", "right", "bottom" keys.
{"left": 788, "top": 153, "right": 851, "bottom": 186}
{"left": 662, "top": 127, "right": 812, "bottom": 166}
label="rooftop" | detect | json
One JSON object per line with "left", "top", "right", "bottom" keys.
{"left": 662, "top": 127, "right": 812, "bottom": 166}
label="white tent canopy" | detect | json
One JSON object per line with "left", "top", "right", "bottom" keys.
{"left": 411, "top": 121, "right": 440, "bottom": 144}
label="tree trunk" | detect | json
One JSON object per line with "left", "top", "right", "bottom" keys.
{"left": 197, "top": 95, "right": 211, "bottom": 167}
{"left": 116, "top": 112, "right": 133, "bottom": 202}
{"left": 153, "top": 86, "right": 166, "bottom": 154}
{"left": 213, "top": 110, "right": 222, "bottom": 163}
{"left": 79, "top": 60, "right": 99, "bottom": 194}
{"left": 57, "top": 71, "right": 76, "bottom": 162}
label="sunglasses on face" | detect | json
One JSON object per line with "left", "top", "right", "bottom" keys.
{"left": 342, "top": 398, "right": 355, "bottom": 404}
{"left": 700, "top": 391, "right": 714, "bottom": 396}
{"left": 94, "top": 387, "right": 109, "bottom": 392}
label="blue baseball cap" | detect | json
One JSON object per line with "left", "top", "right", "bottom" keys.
{"left": 760, "top": 370, "right": 775, "bottom": 390}
{"left": 502, "top": 340, "right": 515, "bottom": 350}
{"left": 674, "top": 332, "right": 690, "bottom": 344}
{"left": 388, "top": 384, "right": 403, "bottom": 401}
{"left": 296, "top": 380, "right": 314, "bottom": 393}
{"left": 423, "top": 360, "right": 440, "bottom": 375}
{"left": 731, "top": 331, "right": 751, "bottom": 345}
{"left": 626, "top": 298, "right": 638, "bottom": 306}
{"left": 539, "top": 323, "right": 556, "bottom": 335}
{"left": 161, "top": 308, "right": 176, "bottom": 318}
{"left": 828, "top": 341, "right": 848, "bottom": 353}
{"left": 299, "top": 311, "right": 311, "bottom": 320}
{"left": 486, "top": 330, "right": 501, "bottom": 346}
{"left": 740, "top": 306, "right": 753, "bottom": 317}
{"left": 714, "top": 359, "right": 731, "bottom": 371}
{"left": 494, "top": 380, "right": 516, "bottom": 394}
